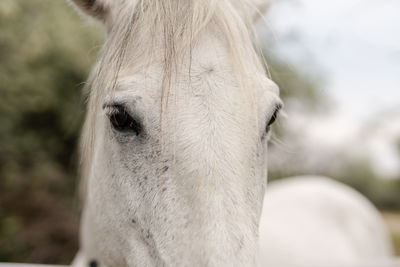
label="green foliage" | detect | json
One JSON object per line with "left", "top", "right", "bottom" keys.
{"left": 0, "top": 0, "right": 103, "bottom": 263}
{"left": 333, "top": 159, "right": 400, "bottom": 210}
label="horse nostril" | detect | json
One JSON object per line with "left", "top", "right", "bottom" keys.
{"left": 89, "top": 259, "right": 99, "bottom": 267}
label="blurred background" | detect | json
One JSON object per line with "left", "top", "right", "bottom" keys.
{"left": 0, "top": 0, "right": 399, "bottom": 264}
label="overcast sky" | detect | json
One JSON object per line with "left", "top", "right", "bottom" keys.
{"left": 262, "top": 0, "right": 400, "bottom": 119}
{"left": 259, "top": 0, "right": 400, "bottom": 177}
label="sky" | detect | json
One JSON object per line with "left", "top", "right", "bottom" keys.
{"left": 259, "top": 0, "right": 400, "bottom": 177}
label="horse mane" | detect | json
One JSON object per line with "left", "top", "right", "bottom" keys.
{"left": 79, "top": 0, "right": 266, "bottom": 198}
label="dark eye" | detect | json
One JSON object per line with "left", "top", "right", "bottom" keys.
{"left": 109, "top": 106, "right": 142, "bottom": 136}
{"left": 266, "top": 105, "right": 281, "bottom": 132}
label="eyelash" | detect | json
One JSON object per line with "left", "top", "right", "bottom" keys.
{"left": 107, "top": 105, "right": 142, "bottom": 136}
{"left": 265, "top": 105, "right": 282, "bottom": 133}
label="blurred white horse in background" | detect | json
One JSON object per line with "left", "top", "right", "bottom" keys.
{"left": 260, "top": 176, "right": 393, "bottom": 266}
{"left": 64, "top": 0, "right": 394, "bottom": 266}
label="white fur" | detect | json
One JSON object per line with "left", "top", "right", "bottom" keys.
{"left": 259, "top": 176, "right": 394, "bottom": 266}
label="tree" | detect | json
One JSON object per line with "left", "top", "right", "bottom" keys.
{"left": 0, "top": 0, "right": 102, "bottom": 263}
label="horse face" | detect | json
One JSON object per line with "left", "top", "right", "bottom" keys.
{"left": 70, "top": 0, "right": 281, "bottom": 266}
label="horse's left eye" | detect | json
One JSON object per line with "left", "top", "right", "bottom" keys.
{"left": 109, "top": 107, "right": 142, "bottom": 136}
{"left": 266, "top": 105, "right": 281, "bottom": 132}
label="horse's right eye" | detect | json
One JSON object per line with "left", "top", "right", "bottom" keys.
{"left": 265, "top": 104, "right": 282, "bottom": 133}
{"left": 109, "top": 107, "right": 142, "bottom": 136}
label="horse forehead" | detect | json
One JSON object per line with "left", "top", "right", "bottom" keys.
{"left": 115, "top": 54, "right": 235, "bottom": 101}
{"left": 112, "top": 30, "right": 277, "bottom": 103}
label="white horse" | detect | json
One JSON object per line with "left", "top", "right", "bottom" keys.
{"left": 259, "top": 176, "right": 394, "bottom": 266}
{"left": 66, "top": 0, "right": 393, "bottom": 266}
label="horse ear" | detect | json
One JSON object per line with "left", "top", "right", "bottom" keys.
{"left": 67, "top": 0, "right": 110, "bottom": 24}
{"left": 248, "top": 0, "right": 274, "bottom": 23}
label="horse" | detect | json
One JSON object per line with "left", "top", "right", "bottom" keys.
{"left": 259, "top": 176, "right": 394, "bottom": 266}
{"left": 66, "top": 0, "right": 393, "bottom": 266}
